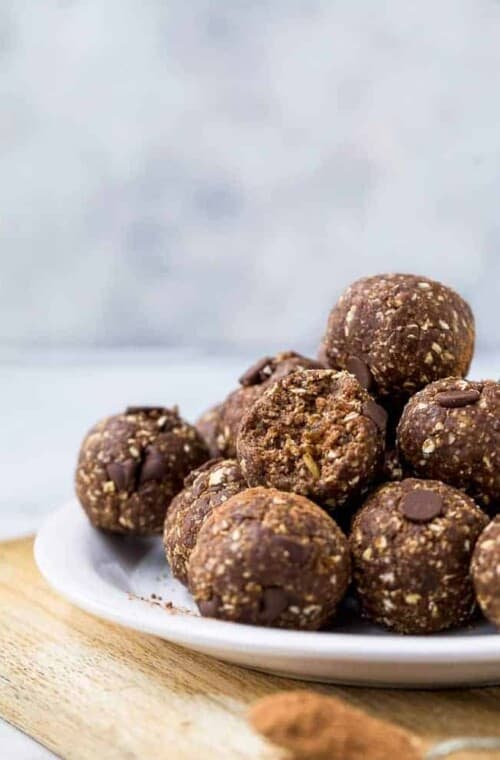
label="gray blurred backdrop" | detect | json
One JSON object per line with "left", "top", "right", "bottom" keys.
{"left": 2, "top": 1, "right": 500, "bottom": 355}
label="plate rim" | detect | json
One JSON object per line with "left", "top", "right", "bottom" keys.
{"left": 35, "top": 502, "right": 500, "bottom": 665}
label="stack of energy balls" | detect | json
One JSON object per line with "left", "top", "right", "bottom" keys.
{"left": 75, "top": 274, "right": 500, "bottom": 635}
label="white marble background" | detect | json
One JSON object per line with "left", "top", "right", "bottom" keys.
{"left": 1, "top": 0, "right": 500, "bottom": 353}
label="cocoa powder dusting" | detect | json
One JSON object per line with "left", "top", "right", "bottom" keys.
{"left": 248, "top": 690, "right": 422, "bottom": 760}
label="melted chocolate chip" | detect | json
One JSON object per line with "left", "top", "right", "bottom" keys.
{"left": 106, "top": 460, "right": 137, "bottom": 492}
{"left": 198, "top": 597, "right": 220, "bottom": 617}
{"left": 346, "top": 356, "right": 373, "bottom": 391}
{"left": 435, "top": 389, "right": 481, "bottom": 408}
{"left": 401, "top": 489, "right": 443, "bottom": 523}
{"left": 258, "top": 587, "right": 290, "bottom": 624}
{"left": 139, "top": 446, "right": 167, "bottom": 484}
{"left": 273, "top": 536, "right": 311, "bottom": 564}
{"left": 125, "top": 406, "right": 166, "bottom": 415}
{"left": 239, "top": 356, "right": 273, "bottom": 387}
{"left": 362, "top": 399, "right": 388, "bottom": 432}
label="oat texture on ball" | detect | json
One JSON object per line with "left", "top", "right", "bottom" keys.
{"left": 164, "top": 458, "right": 247, "bottom": 584}
{"left": 471, "top": 517, "right": 500, "bottom": 629}
{"left": 397, "top": 378, "right": 500, "bottom": 509}
{"left": 381, "top": 448, "right": 405, "bottom": 483}
{"left": 237, "top": 369, "right": 385, "bottom": 508}
{"left": 319, "top": 274, "right": 474, "bottom": 401}
{"left": 350, "top": 478, "right": 488, "bottom": 634}
{"left": 76, "top": 406, "right": 209, "bottom": 535}
{"left": 188, "top": 486, "right": 351, "bottom": 630}
{"left": 196, "top": 351, "right": 324, "bottom": 458}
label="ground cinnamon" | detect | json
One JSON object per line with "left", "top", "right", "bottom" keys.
{"left": 248, "top": 690, "right": 422, "bottom": 760}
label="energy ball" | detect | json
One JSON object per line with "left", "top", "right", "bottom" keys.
{"left": 199, "top": 352, "right": 324, "bottom": 458}
{"left": 164, "top": 458, "right": 247, "bottom": 584}
{"left": 350, "top": 478, "right": 488, "bottom": 633}
{"left": 397, "top": 378, "right": 500, "bottom": 508}
{"left": 471, "top": 517, "right": 500, "bottom": 629}
{"left": 188, "top": 487, "right": 351, "bottom": 630}
{"left": 76, "top": 406, "right": 209, "bottom": 535}
{"left": 319, "top": 274, "right": 474, "bottom": 401}
{"left": 237, "top": 369, "right": 385, "bottom": 508}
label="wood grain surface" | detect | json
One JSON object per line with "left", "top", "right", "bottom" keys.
{"left": 0, "top": 537, "right": 499, "bottom": 760}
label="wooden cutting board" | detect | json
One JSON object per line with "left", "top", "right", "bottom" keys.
{"left": 0, "top": 537, "right": 499, "bottom": 760}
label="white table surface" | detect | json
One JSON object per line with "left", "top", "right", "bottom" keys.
{"left": 1, "top": 348, "right": 499, "bottom": 758}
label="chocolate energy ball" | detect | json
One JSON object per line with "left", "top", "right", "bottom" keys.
{"left": 471, "top": 517, "right": 500, "bottom": 629}
{"left": 76, "top": 406, "right": 209, "bottom": 535}
{"left": 188, "top": 487, "right": 351, "bottom": 630}
{"left": 237, "top": 369, "right": 386, "bottom": 508}
{"left": 319, "top": 274, "right": 474, "bottom": 401}
{"left": 397, "top": 378, "right": 500, "bottom": 508}
{"left": 350, "top": 478, "right": 488, "bottom": 633}
{"left": 200, "top": 351, "right": 324, "bottom": 458}
{"left": 164, "top": 458, "right": 247, "bottom": 584}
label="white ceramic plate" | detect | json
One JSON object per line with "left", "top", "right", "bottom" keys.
{"left": 35, "top": 502, "right": 500, "bottom": 688}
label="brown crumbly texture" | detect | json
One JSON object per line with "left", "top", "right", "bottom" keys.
{"left": 471, "top": 516, "right": 500, "bottom": 628}
{"left": 202, "top": 351, "right": 324, "bottom": 458}
{"left": 75, "top": 407, "right": 209, "bottom": 535}
{"left": 195, "top": 404, "right": 224, "bottom": 458}
{"left": 319, "top": 274, "right": 474, "bottom": 400}
{"left": 188, "top": 487, "right": 351, "bottom": 630}
{"left": 237, "top": 369, "right": 385, "bottom": 508}
{"left": 249, "top": 691, "right": 422, "bottom": 760}
{"left": 397, "top": 378, "right": 500, "bottom": 508}
{"left": 163, "top": 458, "right": 247, "bottom": 584}
{"left": 350, "top": 478, "right": 488, "bottom": 633}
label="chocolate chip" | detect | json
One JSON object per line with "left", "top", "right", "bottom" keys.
{"left": 106, "top": 460, "right": 137, "bottom": 492}
{"left": 125, "top": 406, "right": 166, "bottom": 414}
{"left": 258, "top": 587, "right": 290, "bottom": 624}
{"left": 198, "top": 597, "right": 220, "bottom": 617}
{"left": 346, "top": 356, "right": 373, "bottom": 390}
{"left": 139, "top": 446, "right": 167, "bottom": 484}
{"left": 362, "top": 399, "right": 388, "bottom": 432}
{"left": 435, "top": 389, "right": 481, "bottom": 408}
{"left": 273, "top": 536, "right": 311, "bottom": 564}
{"left": 239, "top": 356, "right": 273, "bottom": 387}
{"left": 400, "top": 489, "right": 443, "bottom": 523}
